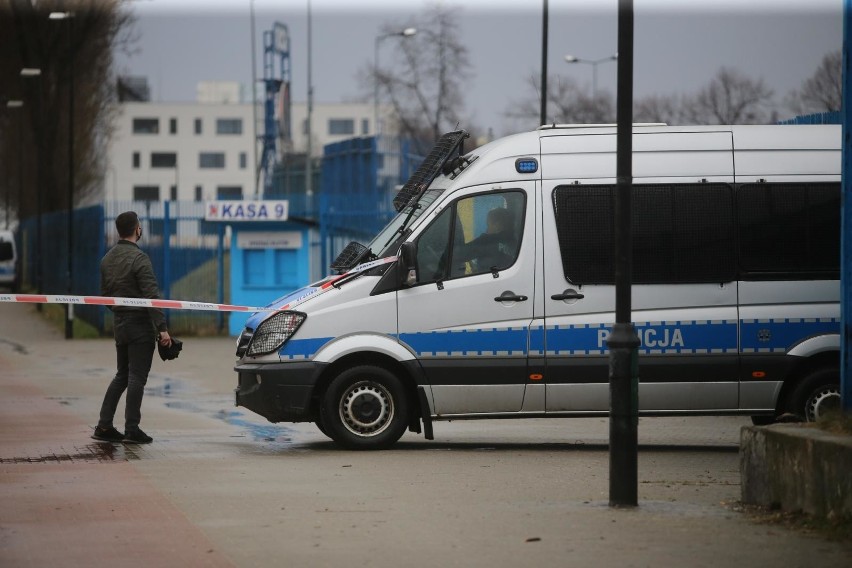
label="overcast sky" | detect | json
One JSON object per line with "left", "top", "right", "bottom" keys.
{"left": 117, "top": 0, "right": 843, "bottom": 137}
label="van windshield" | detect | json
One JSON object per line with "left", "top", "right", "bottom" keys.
{"left": 371, "top": 187, "right": 445, "bottom": 258}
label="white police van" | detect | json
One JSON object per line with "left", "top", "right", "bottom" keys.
{"left": 235, "top": 124, "right": 841, "bottom": 450}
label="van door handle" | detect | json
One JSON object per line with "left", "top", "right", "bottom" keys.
{"left": 494, "top": 291, "right": 528, "bottom": 302}
{"left": 551, "top": 289, "right": 585, "bottom": 301}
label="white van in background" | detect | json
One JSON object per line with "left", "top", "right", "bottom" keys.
{"left": 234, "top": 124, "right": 841, "bottom": 450}
{"left": 0, "top": 230, "right": 18, "bottom": 292}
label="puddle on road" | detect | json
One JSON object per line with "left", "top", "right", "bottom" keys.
{"left": 148, "top": 376, "right": 297, "bottom": 447}
{"left": 0, "top": 441, "right": 141, "bottom": 464}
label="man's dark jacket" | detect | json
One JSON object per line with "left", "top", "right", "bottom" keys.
{"left": 100, "top": 240, "right": 167, "bottom": 332}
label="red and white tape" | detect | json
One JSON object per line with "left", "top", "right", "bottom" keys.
{"left": 0, "top": 255, "right": 399, "bottom": 314}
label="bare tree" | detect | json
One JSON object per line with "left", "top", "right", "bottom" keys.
{"left": 0, "top": 0, "right": 133, "bottom": 222}
{"left": 634, "top": 94, "right": 683, "bottom": 125}
{"left": 681, "top": 67, "right": 774, "bottom": 125}
{"left": 505, "top": 73, "right": 615, "bottom": 131}
{"left": 369, "top": 2, "right": 473, "bottom": 152}
{"left": 786, "top": 50, "right": 842, "bottom": 115}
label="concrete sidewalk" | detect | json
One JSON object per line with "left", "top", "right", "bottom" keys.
{"left": 0, "top": 303, "right": 233, "bottom": 567}
{"left": 1, "top": 302, "right": 850, "bottom": 567}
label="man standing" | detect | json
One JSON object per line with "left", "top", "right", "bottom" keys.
{"left": 92, "top": 211, "right": 171, "bottom": 444}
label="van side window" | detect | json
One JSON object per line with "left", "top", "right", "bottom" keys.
{"left": 415, "top": 191, "right": 526, "bottom": 283}
{"left": 738, "top": 182, "right": 840, "bottom": 279}
{"left": 554, "top": 183, "right": 736, "bottom": 284}
{"left": 0, "top": 242, "right": 13, "bottom": 262}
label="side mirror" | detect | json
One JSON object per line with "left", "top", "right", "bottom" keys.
{"left": 399, "top": 242, "right": 418, "bottom": 287}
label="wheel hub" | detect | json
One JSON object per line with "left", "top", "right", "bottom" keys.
{"left": 340, "top": 381, "right": 393, "bottom": 436}
{"left": 806, "top": 386, "right": 840, "bottom": 422}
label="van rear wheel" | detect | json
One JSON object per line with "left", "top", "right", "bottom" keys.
{"left": 320, "top": 365, "right": 408, "bottom": 450}
{"left": 787, "top": 367, "right": 840, "bottom": 422}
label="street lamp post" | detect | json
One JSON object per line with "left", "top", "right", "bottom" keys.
{"left": 373, "top": 27, "right": 416, "bottom": 135}
{"left": 564, "top": 53, "right": 618, "bottom": 99}
{"left": 50, "top": 10, "right": 75, "bottom": 339}
{"left": 4, "top": 101, "right": 24, "bottom": 231}
{"left": 19, "top": 68, "right": 42, "bottom": 305}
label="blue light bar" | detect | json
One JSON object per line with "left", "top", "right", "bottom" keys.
{"left": 515, "top": 158, "right": 538, "bottom": 174}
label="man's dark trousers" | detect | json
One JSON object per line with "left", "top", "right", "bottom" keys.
{"left": 98, "top": 314, "right": 156, "bottom": 433}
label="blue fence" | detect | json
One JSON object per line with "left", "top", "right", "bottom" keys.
{"left": 319, "top": 135, "right": 422, "bottom": 269}
{"left": 778, "top": 111, "right": 841, "bottom": 125}
{"left": 18, "top": 201, "right": 226, "bottom": 335}
{"left": 16, "top": 135, "right": 422, "bottom": 336}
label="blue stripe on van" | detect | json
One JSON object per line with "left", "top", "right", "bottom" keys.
{"left": 278, "top": 336, "right": 333, "bottom": 360}
{"left": 740, "top": 318, "right": 839, "bottom": 353}
{"left": 275, "top": 318, "right": 838, "bottom": 361}
{"left": 544, "top": 320, "right": 738, "bottom": 356}
{"left": 399, "top": 328, "right": 528, "bottom": 358}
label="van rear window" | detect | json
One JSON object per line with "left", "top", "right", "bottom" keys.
{"left": 553, "top": 182, "right": 840, "bottom": 285}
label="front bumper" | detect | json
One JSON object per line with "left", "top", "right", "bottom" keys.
{"left": 234, "top": 360, "right": 328, "bottom": 423}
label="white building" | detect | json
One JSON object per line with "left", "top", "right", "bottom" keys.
{"left": 106, "top": 84, "right": 394, "bottom": 204}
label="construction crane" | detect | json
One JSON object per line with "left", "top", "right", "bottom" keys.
{"left": 258, "top": 22, "right": 291, "bottom": 197}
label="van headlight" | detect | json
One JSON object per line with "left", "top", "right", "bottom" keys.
{"left": 246, "top": 311, "right": 306, "bottom": 357}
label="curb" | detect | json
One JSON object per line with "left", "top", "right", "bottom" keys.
{"left": 740, "top": 423, "right": 852, "bottom": 519}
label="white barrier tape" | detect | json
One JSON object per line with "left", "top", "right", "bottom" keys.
{"left": 0, "top": 255, "right": 399, "bottom": 314}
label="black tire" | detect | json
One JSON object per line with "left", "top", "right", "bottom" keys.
{"left": 320, "top": 365, "right": 409, "bottom": 450}
{"left": 786, "top": 367, "right": 841, "bottom": 422}
{"left": 315, "top": 413, "right": 331, "bottom": 438}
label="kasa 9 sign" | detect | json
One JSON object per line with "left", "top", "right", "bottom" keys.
{"left": 205, "top": 200, "right": 289, "bottom": 222}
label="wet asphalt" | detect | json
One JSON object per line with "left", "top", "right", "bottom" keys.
{"left": 1, "top": 302, "right": 850, "bottom": 567}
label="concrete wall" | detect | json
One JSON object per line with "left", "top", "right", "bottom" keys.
{"left": 741, "top": 424, "right": 852, "bottom": 518}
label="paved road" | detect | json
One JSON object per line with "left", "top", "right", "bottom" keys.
{"left": 1, "top": 302, "right": 850, "bottom": 567}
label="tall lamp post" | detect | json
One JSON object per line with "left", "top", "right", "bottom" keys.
{"left": 50, "top": 10, "right": 75, "bottom": 339}
{"left": 564, "top": 53, "right": 618, "bottom": 99}
{"left": 373, "top": 27, "right": 416, "bottom": 135}
{"left": 20, "top": 68, "right": 41, "bottom": 305}
{"left": 4, "top": 100, "right": 24, "bottom": 230}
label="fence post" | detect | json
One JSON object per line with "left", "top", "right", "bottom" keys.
{"left": 163, "top": 201, "right": 171, "bottom": 328}
{"left": 217, "top": 222, "right": 225, "bottom": 333}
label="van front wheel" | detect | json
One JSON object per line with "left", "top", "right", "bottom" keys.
{"left": 321, "top": 365, "right": 408, "bottom": 450}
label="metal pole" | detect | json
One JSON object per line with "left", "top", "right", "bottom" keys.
{"left": 592, "top": 62, "right": 598, "bottom": 100}
{"left": 841, "top": 0, "right": 852, "bottom": 414}
{"left": 65, "top": 16, "right": 75, "bottom": 339}
{"left": 608, "top": 0, "right": 639, "bottom": 508}
{"left": 305, "top": 0, "right": 313, "bottom": 198}
{"left": 540, "top": 0, "right": 549, "bottom": 126}
{"left": 251, "top": 0, "right": 260, "bottom": 198}
{"left": 374, "top": 35, "right": 381, "bottom": 135}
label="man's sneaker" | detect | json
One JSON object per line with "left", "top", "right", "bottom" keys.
{"left": 123, "top": 428, "right": 153, "bottom": 444}
{"left": 92, "top": 426, "right": 124, "bottom": 443}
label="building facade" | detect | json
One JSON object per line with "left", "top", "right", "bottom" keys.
{"left": 106, "top": 92, "right": 394, "bottom": 204}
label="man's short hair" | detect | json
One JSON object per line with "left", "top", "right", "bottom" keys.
{"left": 116, "top": 211, "right": 140, "bottom": 238}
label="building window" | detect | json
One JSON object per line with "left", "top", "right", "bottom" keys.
{"left": 195, "top": 185, "right": 203, "bottom": 202}
{"left": 132, "top": 118, "right": 159, "bottom": 134}
{"left": 132, "top": 152, "right": 140, "bottom": 169}
{"left": 194, "top": 118, "right": 202, "bottom": 135}
{"left": 239, "top": 152, "right": 247, "bottom": 169}
{"left": 216, "top": 118, "right": 243, "bottom": 135}
{"left": 217, "top": 186, "right": 242, "bottom": 199}
{"left": 328, "top": 118, "right": 354, "bottom": 135}
{"left": 199, "top": 152, "right": 225, "bottom": 169}
{"left": 151, "top": 152, "right": 177, "bottom": 168}
{"left": 169, "top": 118, "right": 177, "bottom": 134}
{"left": 170, "top": 185, "right": 177, "bottom": 201}
{"left": 133, "top": 185, "right": 159, "bottom": 202}
{"left": 361, "top": 118, "right": 369, "bottom": 135}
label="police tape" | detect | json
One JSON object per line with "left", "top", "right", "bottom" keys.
{"left": 0, "top": 255, "right": 399, "bottom": 314}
